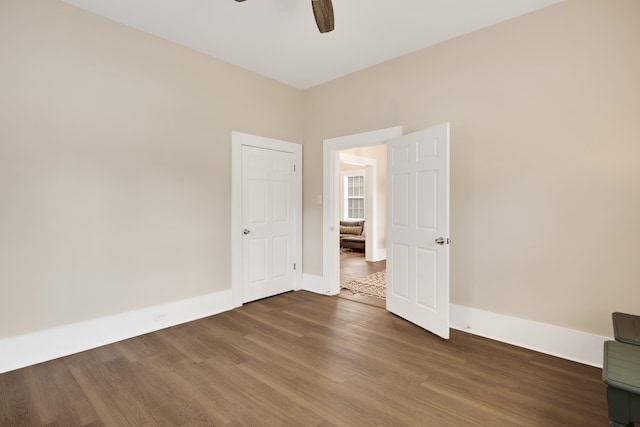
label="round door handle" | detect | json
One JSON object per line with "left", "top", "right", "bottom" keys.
{"left": 243, "top": 229, "right": 251, "bottom": 235}
{"left": 435, "top": 237, "right": 445, "bottom": 245}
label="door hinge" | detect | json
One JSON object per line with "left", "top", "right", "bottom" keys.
{"left": 293, "top": 263, "right": 297, "bottom": 271}
{"left": 293, "top": 164, "right": 297, "bottom": 172}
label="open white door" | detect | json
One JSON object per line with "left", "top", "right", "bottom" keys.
{"left": 386, "top": 123, "right": 450, "bottom": 339}
{"left": 242, "top": 145, "right": 296, "bottom": 303}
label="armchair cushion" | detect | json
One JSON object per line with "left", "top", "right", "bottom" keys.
{"left": 340, "top": 225, "right": 363, "bottom": 235}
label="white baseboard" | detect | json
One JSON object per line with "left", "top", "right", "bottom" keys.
{"left": 451, "top": 304, "right": 610, "bottom": 368}
{"left": 299, "top": 275, "right": 608, "bottom": 366}
{"left": 302, "top": 273, "right": 333, "bottom": 295}
{"left": 368, "top": 247, "right": 387, "bottom": 263}
{"left": 301, "top": 276, "right": 608, "bottom": 367}
{"left": 0, "top": 289, "right": 609, "bottom": 374}
{"left": 0, "top": 289, "right": 233, "bottom": 374}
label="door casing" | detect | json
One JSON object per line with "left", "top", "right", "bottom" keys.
{"left": 231, "top": 132, "right": 302, "bottom": 308}
{"left": 322, "top": 126, "right": 403, "bottom": 295}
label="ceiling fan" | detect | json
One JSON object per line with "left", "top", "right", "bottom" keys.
{"left": 234, "top": 0, "right": 335, "bottom": 34}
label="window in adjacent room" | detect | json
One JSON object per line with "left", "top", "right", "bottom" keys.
{"left": 343, "top": 171, "right": 365, "bottom": 220}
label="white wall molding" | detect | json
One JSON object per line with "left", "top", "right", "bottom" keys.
{"left": 1, "top": 290, "right": 609, "bottom": 374}
{"left": 302, "top": 274, "right": 334, "bottom": 295}
{"left": 0, "top": 289, "right": 233, "bottom": 374}
{"left": 451, "top": 304, "right": 610, "bottom": 367}
{"left": 371, "top": 248, "right": 387, "bottom": 263}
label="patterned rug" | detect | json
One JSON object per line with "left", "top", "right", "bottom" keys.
{"left": 341, "top": 270, "right": 386, "bottom": 299}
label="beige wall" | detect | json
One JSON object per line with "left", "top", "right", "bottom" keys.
{"left": 0, "top": 0, "right": 303, "bottom": 338}
{"left": 1, "top": 0, "right": 638, "bottom": 343}
{"left": 303, "top": 0, "right": 640, "bottom": 336}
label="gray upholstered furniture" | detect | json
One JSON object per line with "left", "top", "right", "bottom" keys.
{"left": 603, "top": 312, "right": 640, "bottom": 426}
{"left": 339, "top": 220, "right": 365, "bottom": 252}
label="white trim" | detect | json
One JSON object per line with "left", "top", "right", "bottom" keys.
{"left": 450, "top": 304, "right": 610, "bottom": 367}
{"left": 0, "top": 289, "right": 233, "bottom": 374}
{"left": 301, "top": 273, "right": 332, "bottom": 295}
{"left": 323, "top": 126, "right": 402, "bottom": 295}
{"left": 231, "top": 132, "right": 303, "bottom": 307}
{"left": 3, "top": 289, "right": 608, "bottom": 374}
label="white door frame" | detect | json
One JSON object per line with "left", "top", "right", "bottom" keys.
{"left": 231, "top": 132, "right": 302, "bottom": 308}
{"left": 322, "top": 126, "right": 402, "bottom": 295}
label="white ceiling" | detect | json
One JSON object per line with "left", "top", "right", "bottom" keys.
{"left": 62, "top": 0, "right": 561, "bottom": 90}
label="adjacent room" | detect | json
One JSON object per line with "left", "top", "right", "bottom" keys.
{"left": 1, "top": 0, "right": 639, "bottom": 425}
{"left": 338, "top": 144, "right": 387, "bottom": 306}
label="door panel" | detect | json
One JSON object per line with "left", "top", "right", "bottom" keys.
{"left": 417, "top": 171, "right": 437, "bottom": 229}
{"left": 273, "top": 181, "right": 289, "bottom": 222}
{"left": 386, "top": 123, "right": 450, "bottom": 339}
{"left": 391, "top": 174, "right": 410, "bottom": 227}
{"left": 249, "top": 239, "right": 266, "bottom": 282}
{"left": 416, "top": 248, "right": 437, "bottom": 309}
{"left": 242, "top": 145, "right": 295, "bottom": 303}
{"left": 272, "top": 236, "right": 289, "bottom": 278}
{"left": 390, "top": 243, "right": 410, "bottom": 298}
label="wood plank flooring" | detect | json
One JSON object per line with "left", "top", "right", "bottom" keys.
{"left": 340, "top": 251, "right": 386, "bottom": 284}
{"left": 0, "top": 291, "right": 608, "bottom": 426}
{"left": 339, "top": 251, "right": 386, "bottom": 308}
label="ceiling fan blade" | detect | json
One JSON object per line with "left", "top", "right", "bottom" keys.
{"left": 311, "top": 0, "right": 334, "bottom": 33}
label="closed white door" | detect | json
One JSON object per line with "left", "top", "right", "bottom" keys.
{"left": 386, "top": 123, "right": 450, "bottom": 339}
{"left": 242, "top": 145, "right": 296, "bottom": 303}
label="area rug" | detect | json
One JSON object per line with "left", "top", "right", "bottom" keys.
{"left": 341, "top": 270, "right": 386, "bottom": 299}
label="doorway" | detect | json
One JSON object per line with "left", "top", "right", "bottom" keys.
{"left": 322, "top": 126, "right": 402, "bottom": 297}
{"left": 323, "top": 123, "right": 451, "bottom": 340}
{"left": 337, "top": 146, "right": 387, "bottom": 307}
{"left": 231, "top": 132, "right": 302, "bottom": 308}
{"left": 339, "top": 252, "right": 387, "bottom": 308}
{"left": 241, "top": 145, "right": 296, "bottom": 303}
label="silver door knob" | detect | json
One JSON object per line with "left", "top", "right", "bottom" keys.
{"left": 243, "top": 229, "right": 251, "bottom": 235}
{"left": 435, "top": 237, "right": 450, "bottom": 245}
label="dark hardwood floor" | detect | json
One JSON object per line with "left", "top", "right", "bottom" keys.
{"left": 339, "top": 251, "right": 386, "bottom": 308}
{"left": 0, "top": 291, "right": 608, "bottom": 426}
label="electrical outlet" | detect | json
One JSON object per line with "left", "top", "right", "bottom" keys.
{"left": 153, "top": 313, "right": 167, "bottom": 322}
